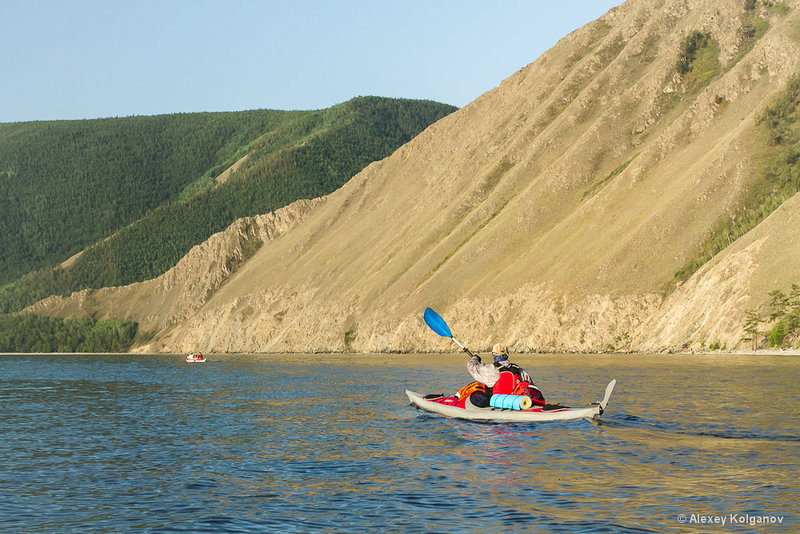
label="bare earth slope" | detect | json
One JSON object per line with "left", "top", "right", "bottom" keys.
{"left": 26, "top": 199, "right": 323, "bottom": 338}
{"left": 30, "top": 0, "right": 800, "bottom": 352}
{"left": 642, "top": 192, "right": 800, "bottom": 351}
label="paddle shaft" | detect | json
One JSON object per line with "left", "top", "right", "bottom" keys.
{"left": 451, "top": 336, "right": 476, "bottom": 358}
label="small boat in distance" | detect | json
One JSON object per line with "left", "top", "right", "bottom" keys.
{"left": 186, "top": 352, "right": 206, "bottom": 363}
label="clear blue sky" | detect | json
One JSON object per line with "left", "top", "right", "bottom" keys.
{"left": 1, "top": 0, "right": 624, "bottom": 123}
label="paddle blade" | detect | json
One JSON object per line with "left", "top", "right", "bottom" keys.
{"left": 423, "top": 307, "right": 452, "bottom": 338}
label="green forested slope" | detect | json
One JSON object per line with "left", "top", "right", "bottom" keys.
{"left": 0, "top": 109, "right": 303, "bottom": 283}
{"left": 0, "top": 97, "right": 456, "bottom": 313}
{"left": 0, "top": 314, "right": 138, "bottom": 353}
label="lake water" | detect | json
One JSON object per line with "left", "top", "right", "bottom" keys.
{"left": 1, "top": 352, "right": 798, "bottom": 533}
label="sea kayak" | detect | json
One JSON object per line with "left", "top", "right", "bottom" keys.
{"left": 406, "top": 379, "right": 616, "bottom": 423}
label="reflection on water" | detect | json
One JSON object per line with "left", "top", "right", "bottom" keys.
{"left": 0, "top": 352, "right": 798, "bottom": 533}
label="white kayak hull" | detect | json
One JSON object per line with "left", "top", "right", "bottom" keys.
{"left": 406, "top": 379, "right": 616, "bottom": 423}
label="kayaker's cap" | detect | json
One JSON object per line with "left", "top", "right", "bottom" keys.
{"left": 492, "top": 343, "right": 509, "bottom": 362}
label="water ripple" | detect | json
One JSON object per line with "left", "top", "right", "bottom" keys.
{"left": 1, "top": 353, "right": 798, "bottom": 533}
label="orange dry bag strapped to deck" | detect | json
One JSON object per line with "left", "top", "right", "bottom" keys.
{"left": 456, "top": 381, "right": 491, "bottom": 408}
{"left": 456, "top": 381, "right": 486, "bottom": 400}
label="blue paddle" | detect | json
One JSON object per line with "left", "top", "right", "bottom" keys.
{"left": 423, "top": 307, "right": 476, "bottom": 358}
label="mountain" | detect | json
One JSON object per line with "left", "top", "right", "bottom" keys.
{"left": 28, "top": 0, "right": 800, "bottom": 353}
{"left": 0, "top": 97, "right": 457, "bottom": 314}
{"left": 0, "top": 109, "right": 305, "bottom": 285}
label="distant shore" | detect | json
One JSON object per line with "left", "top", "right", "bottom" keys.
{"left": 2, "top": 349, "right": 799, "bottom": 357}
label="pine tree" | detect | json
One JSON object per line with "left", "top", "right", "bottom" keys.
{"left": 767, "top": 289, "right": 789, "bottom": 321}
{"left": 742, "top": 309, "right": 762, "bottom": 351}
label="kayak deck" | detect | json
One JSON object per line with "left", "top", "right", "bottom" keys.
{"left": 406, "top": 379, "right": 616, "bottom": 423}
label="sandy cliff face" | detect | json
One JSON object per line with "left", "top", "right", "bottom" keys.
{"left": 640, "top": 193, "right": 800, "bottom": 351}
{"left": 30, "top": 0, "right": 800, "bottom": 353}
{"left": 26, "top": 198, "right": 323, "bottom": 334}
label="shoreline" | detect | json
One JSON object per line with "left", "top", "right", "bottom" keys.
{"left": 3, "top": 349, "right": 799, "bottom": 357}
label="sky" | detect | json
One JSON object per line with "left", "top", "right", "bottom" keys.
{"left": 1, "top": 0, "right": 625, "bottom": 123}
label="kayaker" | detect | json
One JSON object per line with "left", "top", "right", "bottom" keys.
{"left": 467, "top": 343, "right": 545, "bottom": 404}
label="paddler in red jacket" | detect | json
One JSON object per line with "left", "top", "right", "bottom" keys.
{"left": 466, "top": 343, "right": 546, "bottom": 405}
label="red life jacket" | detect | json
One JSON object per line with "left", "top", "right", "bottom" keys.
{"left": 491, "top": 362, "right": 526, "bottom": 394}
{"left": 492, "top": 369, "right": 518, "bottom": 395}
{"left": 491, "top": 363, "right": 546, "bottom": 405}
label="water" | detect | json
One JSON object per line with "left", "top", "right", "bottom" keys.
{"left": 1, "top": 352, "right": 798, "bottom": 533}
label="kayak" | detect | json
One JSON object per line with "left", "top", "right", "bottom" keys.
{"left": 406, "top": 379, "right": 616, "bottom": 423}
